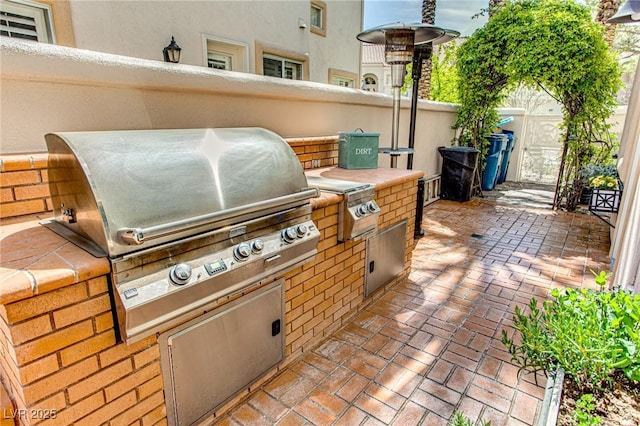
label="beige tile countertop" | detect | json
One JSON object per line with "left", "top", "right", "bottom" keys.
{"left": 0, "top": 167, "right": 423, "bottom": 305}
{"left": 306, "top": 166, "right": 424, "bottom": 209}
{"left": 0, "top": 214, "right": 110, "bottom": 306}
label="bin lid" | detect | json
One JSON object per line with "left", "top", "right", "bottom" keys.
{"left": 339, "top": 131, "right": 380, "bottom": 137}
{"left": 438, "top": 146, "right": 480, "bottom": 153}
{"left": 497, "top": 116, "right": 514, "bottom": 127}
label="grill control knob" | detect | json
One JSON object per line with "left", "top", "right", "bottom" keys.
{"left": 233, "top": 243, "right": 252, "bottom": 261}
{"left": 281, "top": 227, "right": 297, "bottom": 244}
{"left": 169, "top": 263, "right": 192, "bottom": 286}
{"left": 251, "top": 239, "right": 264, "bottom": 253}
{"left": 295, "top": 224, "right": 308, "bottom": 238}
{"left": 355, "top": 204, "right": 368, "bottom": 217}
{"left": 367, "top": 201, "right": 378, "bottom": 213}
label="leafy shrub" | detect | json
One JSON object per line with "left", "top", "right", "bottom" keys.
{"left": 448, "top": 411, "right": 491, "bottom": 426}
{"left": 502, "top": 276, "right": 640, "bottom": 389}
{"left": 574, "top": 394, "right": 602, "bottom": 426}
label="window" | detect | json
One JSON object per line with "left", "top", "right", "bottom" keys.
{"left": 207, "top": 52, "right": 232, "bottom": 70}
{"left": 333, "top": 77, "right": 353, "bottom": 87}
{"left": 0, "top": 0, "right": 54, "bottom": 43}
{"left": 328, "top": 68, "right": 358, "bottom": 88}
{"left": 362, "top": 74, "right": 378, "bottom": 92}
{"left": 263, "top": 55, "right": 303, "bottom": 80}
{"left": 202, "top": 34, "right": 248, "bottom": 72}
{"left": 255, "top": 42, "right": 309, "bottom": 80}
{"left": 310, "top": 0, "right": 326, "bottom": 37}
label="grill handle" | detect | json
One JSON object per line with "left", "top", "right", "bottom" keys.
{"left": 118, "top": 188, "right": 319, "bottom": 245}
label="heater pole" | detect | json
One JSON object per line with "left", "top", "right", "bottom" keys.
{"left": 408, "top": 44, "right": 433, "bottom": 170}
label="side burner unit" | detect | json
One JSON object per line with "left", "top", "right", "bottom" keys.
{"left": 306, "top": 176, "right": 381, "bottom": 242}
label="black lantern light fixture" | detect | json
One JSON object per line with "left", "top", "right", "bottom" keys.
{"left": 357, "top": 23, "right": 447, "bottom": 168}
{"left": 163, "top": 36, "right": 182, "bottom": 63}
{"left": 607, "top": 0, "right": 640, "bottom": 24}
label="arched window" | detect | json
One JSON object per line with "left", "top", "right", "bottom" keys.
{"left": 362, "top": 74, "right": 378, "bottom": 92}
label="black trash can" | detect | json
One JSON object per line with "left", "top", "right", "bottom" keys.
{"left": 438, "top": 146, "right": 480, "bottom": 202}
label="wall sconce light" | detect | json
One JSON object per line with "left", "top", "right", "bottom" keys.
{"left": 298, "top": 18, "right": 308, "bottom": 29}
{"left": 163, "top": 36, "right": 182, "bottom": 63}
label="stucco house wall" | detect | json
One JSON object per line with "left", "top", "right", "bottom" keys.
{"left": 0, "top": 38, "right": 460, "bottom": 180}
{"left": 66, "top": 0, "right": 362, "bottom": 85}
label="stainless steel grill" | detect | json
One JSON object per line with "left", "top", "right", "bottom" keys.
{"left": 44, "top": 127, "right": 322, "bottom": 424}
{"left": 43, "top": 127, "right": 320, "bottom": 344}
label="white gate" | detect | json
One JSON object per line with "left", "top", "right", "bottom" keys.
{"left": 518, "top": 115, "right": 563, "bottom": 184}
{"left": 516, "top": 109, "right": 627, "bottom": 184}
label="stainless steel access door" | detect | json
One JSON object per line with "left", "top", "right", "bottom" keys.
{"left": 365, "top": 220, "right": 407, "bottom": 297}
{"left": 159, "top": 280, "right": 284, "bottom": 426}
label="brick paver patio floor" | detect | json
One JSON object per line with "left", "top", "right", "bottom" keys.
{"left": 216, "top": 194, "right": 612, "bottom": 426}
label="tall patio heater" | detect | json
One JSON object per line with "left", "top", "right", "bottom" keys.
{"left": 357, "top": 23, "right": 445, "bottom": 168}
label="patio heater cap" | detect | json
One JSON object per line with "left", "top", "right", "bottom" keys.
{"left": 163, "top": 36, "right": 182, "bottom": 63}
{"left": 607, "top": 0, "right": 640, "bottom": 24}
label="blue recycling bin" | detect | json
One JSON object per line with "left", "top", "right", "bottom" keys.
{"left": 482, "top": 134, "right": 508, "bottom": 191}
{"left": 497, "top": 130, "right": 515, "bottom": 184}
{"left": 482, "top": 153, "right": 501, "bottom": 191}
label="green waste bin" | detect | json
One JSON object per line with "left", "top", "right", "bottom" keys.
{"left": 338, "top": 130, "right": 380, "bottom": 169}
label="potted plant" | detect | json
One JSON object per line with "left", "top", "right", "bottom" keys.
{"left": 501, "top": 272, "right": 640, "bottom": 425}
{"left": 588, "top": 173, "right": 622, "bottom": 214}
{"left": 578, "top": 164, "right": 618, "bottom": 205}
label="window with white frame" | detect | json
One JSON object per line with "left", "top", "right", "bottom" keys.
{"left": 328, "top": 68, "right": 358, "bottom": 88}
{"left": 207, "top": 52, "right": 232, "bottom": 70}
{"left": 310, "top": 0, "right": 326, "bottom": 37}
{"left": 332, "top": 76, "right": 354, "bottom": 87}
{"left": 0, "top": 0, "right": 54, "bottom": 43}
{"left": 362, "top": 74, "right": 378, "bottom": 92}
{"left": 263, "top": 55, "right": 303, "bottom": 80}
{"left": 203, "top": 35, "right": 248, "bottom": 72}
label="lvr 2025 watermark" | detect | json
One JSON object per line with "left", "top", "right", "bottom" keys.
{"left": 3, "top": 408, "right": 57, "bottom": 420}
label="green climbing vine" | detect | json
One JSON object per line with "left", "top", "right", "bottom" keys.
{"left": 453, "top": 0, "right": 621, "bottom": 210}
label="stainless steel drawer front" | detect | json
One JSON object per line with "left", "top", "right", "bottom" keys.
{"left": 159, "top": 280, "right": 285, "bottom": 426}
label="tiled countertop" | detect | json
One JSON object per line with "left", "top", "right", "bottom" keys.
{"left": 0, "top": 214, "right": 110, "bottom": 305}
{"left": 306, "top": 166, "right": 424, "bottom": 209}
{"left": 0, "top": 167, "right": 423, "bottom": 306}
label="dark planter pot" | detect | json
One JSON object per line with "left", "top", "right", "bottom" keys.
{"left": 579, "top": 187, "right": 593, "bottom": 205}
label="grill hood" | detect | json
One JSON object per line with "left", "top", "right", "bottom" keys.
{"left": 45, "top": 128, "right": 317, "bottom": 258}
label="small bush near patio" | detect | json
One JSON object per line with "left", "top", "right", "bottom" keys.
{"left": 502, "top": 273, "right": 640, "bottom": 424}
{"left": 449, "top": 411, "right": 491, "bottom": 426}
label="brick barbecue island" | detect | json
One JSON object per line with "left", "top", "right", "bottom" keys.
{"left": 0, "top": 139, "right": 423, "bottom": 425}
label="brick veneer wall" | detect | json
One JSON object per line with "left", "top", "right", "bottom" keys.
{"left": 282, "top": 179, "right": 418, "bottom": 359}
{"left": 285, "top": 136, "right": 339, "bottom": 170}
{"left": 0, "top": 155, "right": 52, "bottom": 220}
{"left": 0, "top": 278, "right": 164, "bottom": 425}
